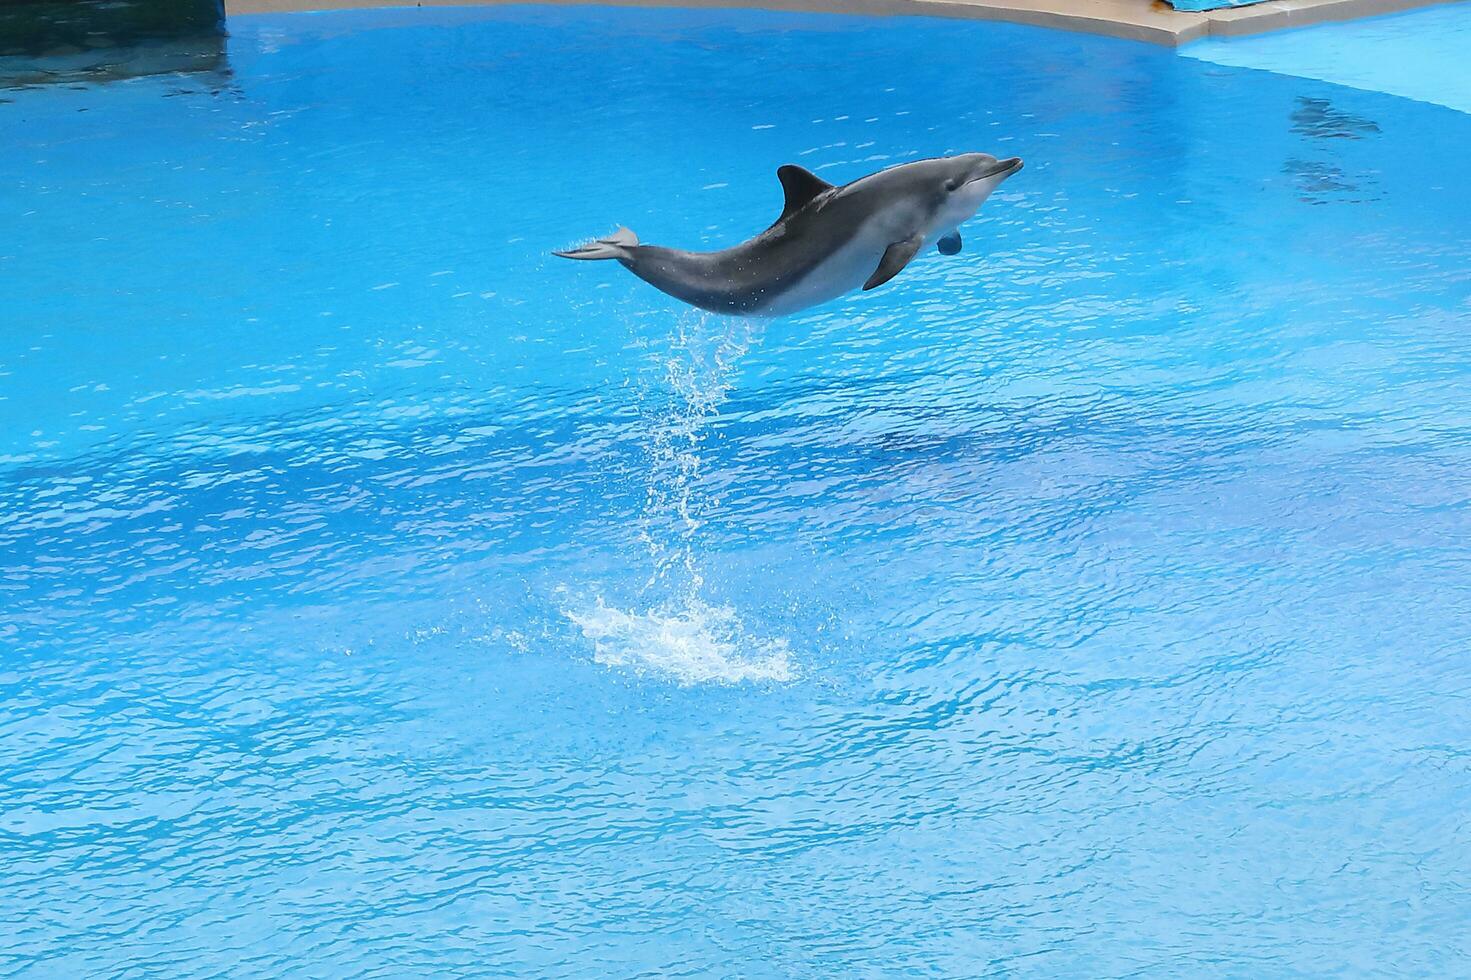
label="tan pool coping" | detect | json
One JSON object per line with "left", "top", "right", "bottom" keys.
{"left": 223, "top": 0, "right": 1459, "bottom": 46}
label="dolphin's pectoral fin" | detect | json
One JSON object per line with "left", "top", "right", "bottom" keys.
{"left": 937, "top": 231, "right": 962, "bottom": 255}
{"left": 864, "top": 236, "right": 924, "bottom": 291}
{"left": 776, "top": 164, "right": 836, "bottom": 222}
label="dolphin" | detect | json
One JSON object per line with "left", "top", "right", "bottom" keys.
{"left": 554, "top": 152, "right": 1023, "bottom": 317}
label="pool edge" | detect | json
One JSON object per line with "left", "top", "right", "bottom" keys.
{"left": 219, "top": 0, "right": 1465, "bottom": 47}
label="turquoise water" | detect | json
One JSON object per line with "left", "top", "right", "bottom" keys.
{"left": 3, "top": 6, "right": 1470, "bottom": 974}
{"left": 1185, "top": 3, "right": 1471, "bottom": 114}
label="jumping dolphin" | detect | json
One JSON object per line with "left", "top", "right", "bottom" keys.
{"left": 554, "top": 152, "right": 1023, "bottom": 317}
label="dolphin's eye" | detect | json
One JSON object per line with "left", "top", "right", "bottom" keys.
{"left": 944, "top": 178, "right": 961, "bottom": 193}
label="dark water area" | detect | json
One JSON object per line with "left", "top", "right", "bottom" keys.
{"left": 0, "top": 0, "right": 226, "bottom": 88}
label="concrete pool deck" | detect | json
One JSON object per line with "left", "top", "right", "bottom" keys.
{"left": 223, "top": 0, "right": 1461, "bottom": 46}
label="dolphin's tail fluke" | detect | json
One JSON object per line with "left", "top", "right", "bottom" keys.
{"left": 554, "top": 227, "right": 639, "bottom": 260}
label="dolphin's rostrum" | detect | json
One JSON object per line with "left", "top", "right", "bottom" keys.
{"left": 555, "top": 152, "right": 1023, "bottom": 317}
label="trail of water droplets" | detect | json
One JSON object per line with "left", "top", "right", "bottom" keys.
{"left": 641, "top": 311, "right": 752, "bottom": 595}
{"left": 566, "top": 312, "right": 794, "bottom": 684}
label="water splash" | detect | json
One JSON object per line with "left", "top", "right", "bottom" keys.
{"left": 566, "top": 596, "right": 794, "bottom": 685}
{"left": 566, "top": 312, "right": 793, "bottom": 685}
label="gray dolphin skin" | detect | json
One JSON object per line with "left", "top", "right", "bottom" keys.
{"left": 555, "top": 152, "right": 1023, "bottom": 317}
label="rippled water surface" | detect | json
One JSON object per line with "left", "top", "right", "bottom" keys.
{"left": 3, "top": 6, "right": 1470, "bottom": 974}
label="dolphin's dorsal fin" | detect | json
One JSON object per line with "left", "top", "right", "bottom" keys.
{"left": 776, "top": 165, "right": 834, "bottom": 221}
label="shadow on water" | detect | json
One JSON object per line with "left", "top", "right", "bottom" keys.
{"left": 1289, "top": 96, "right": 1382, "bottom": 140}
{"left": 1283, "top": 95, "right": 1383, "bottom": 205}
{"left": 0, "top": 0, "right": 228, "bottom": 90}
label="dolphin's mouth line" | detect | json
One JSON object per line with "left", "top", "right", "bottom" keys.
{"left": 966, "top": 157, "right": 1025, "bottom": 184}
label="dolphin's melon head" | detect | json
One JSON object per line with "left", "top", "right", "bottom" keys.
{"left": 932, "top": 152, "right": 1024, "bottom": 228}
{"left": 944, "top": 152, "right": 1024, "bottom": 190}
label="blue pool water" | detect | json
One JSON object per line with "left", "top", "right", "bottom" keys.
{"left": 1186, "top": 3, "right": 1471, "bottom": 114}
{"left": 3, "top": 6, "right": 1470, "bottom": 974}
